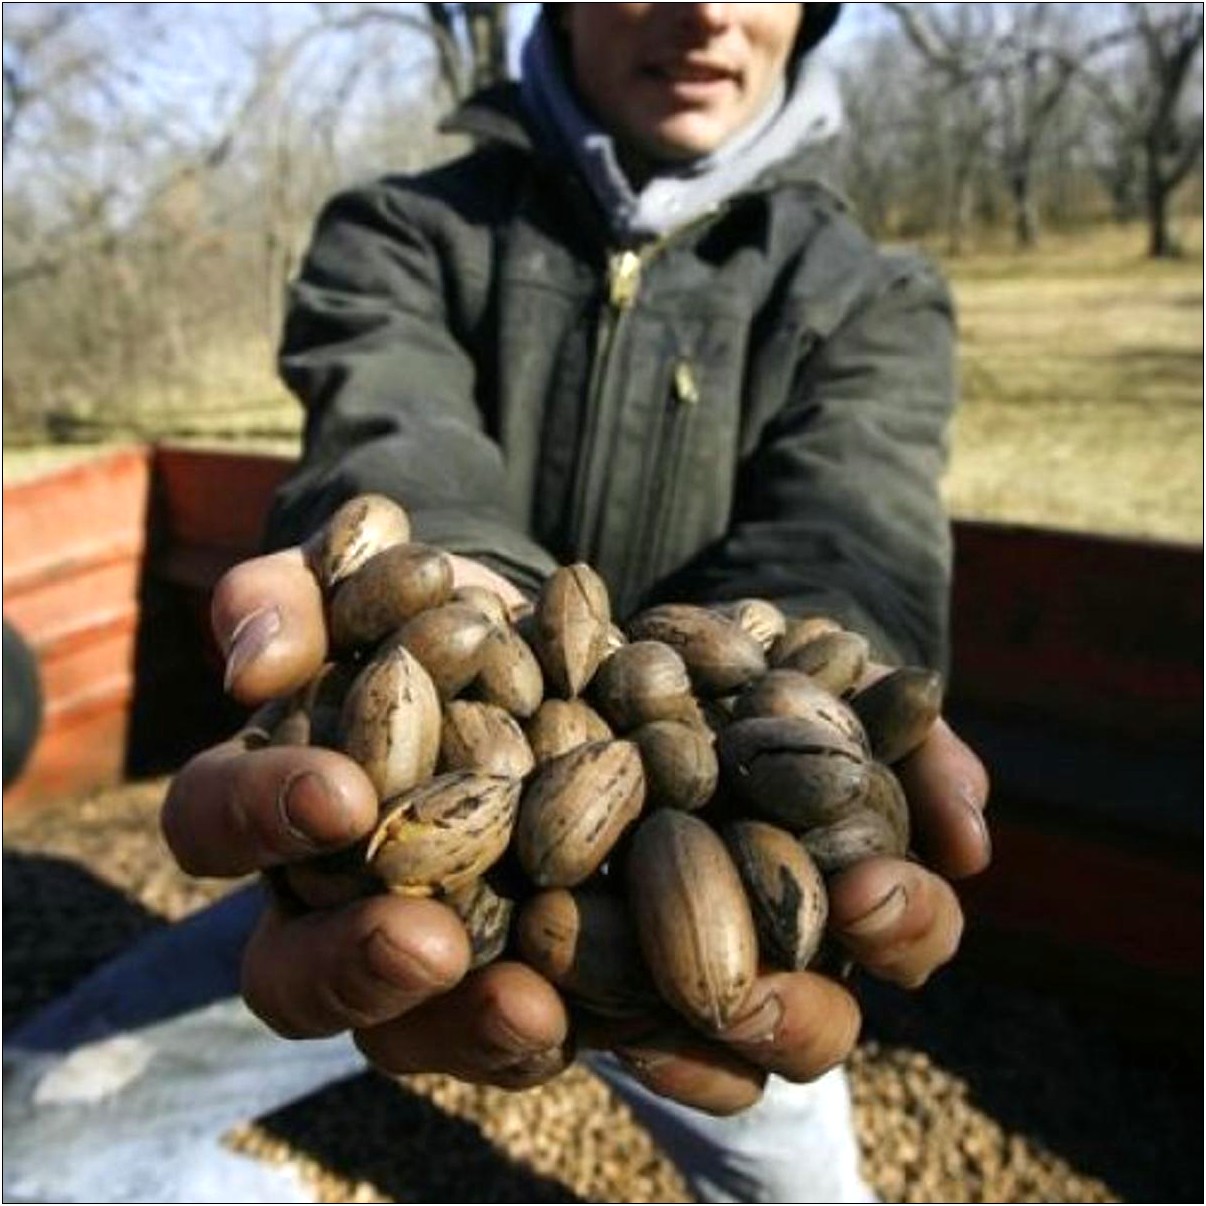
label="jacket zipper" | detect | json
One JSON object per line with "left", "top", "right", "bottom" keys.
{"left": 632, "top": 358, "right": 700, "bottom": 592}
{"left": 570, "top": 248, "right": 643, "bottom": 561}
{"left": 570, "top": 211, "right": 724, "bottom": 590}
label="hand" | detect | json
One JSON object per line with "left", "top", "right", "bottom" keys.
{"left": 163, "top": 547, "right": 573, "bottom": 1090}
{"left": 164, "top": 554, "right": 990, "bottom": 1112}
{"left": 332, "top": 658, "right": 989, "bottom": 1116}
{"left": 564, "top": 685, "right": 990, "bottom": 1115}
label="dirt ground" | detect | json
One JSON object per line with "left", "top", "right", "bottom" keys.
{"left": 4, "top": 778, "right": 1201, "bottom": 1204}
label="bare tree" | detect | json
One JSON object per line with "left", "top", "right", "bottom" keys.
{"left": 886, "top": 3, "right": 1127, "bottom": 250}
{"left": 1081, "top": 3, "right": 1203, "bottom": 257}
{"left": 425, "top": 3, "right": 512, "bottom": 98}
{"left": 993, "top": 6, "right": 1084, "bottom": 248}
{"left": 2, "top": 4, "right": 292, "bottom": 294}
{"left": 462, "top": 3, "right": 511, "bottom": 91}
{"left": 2, "top": 2, "right": 528, "bottom": 443}
{"left": 836, "top": 33, "right": 912, "bottom": 238}
{"left": 2, "top": 4, "right": 82, "bottom": 155}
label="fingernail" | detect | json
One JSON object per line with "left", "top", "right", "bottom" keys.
{"left": 224, "top": 606, "right": 282, "bottom": 691}
{"left": 362, "top": 927, "right": 447, "bottom": 992}
{"left": 843, "top": 883, "right": 908, "bottom": 938}
{"left": 614, "top": 1045, "right": 676, "bottom": 1074}
{"left": 278, "top": 770, "right": 353, "bottom": 849}
{"left": 502, "top": 1046, "right": 567, "bottom": 1080}
{"left": 614, "top": 1025, "right": 690, "bottom": 1073}
{"left": 481, "top": 1012, "right": 557, "bottom": 1065}
{"left": 964, "top": 795, "right": 992, "bottom": 858}
{"left": 722, "top": 992, "right": 783, "bottom": 1045}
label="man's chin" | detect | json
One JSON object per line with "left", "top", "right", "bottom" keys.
{"left": 640, "top": 116, "right": 736, "bottom": 162}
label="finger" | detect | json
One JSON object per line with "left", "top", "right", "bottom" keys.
{"left": 162, "top": 739, "right": 377, "bottom": 877}
{"left": 211, "top": 548, "right": 328, "bottom": 705}
{"left": 575, "top": 974, "right": 857, "bottom": 1116}
{"left": 897, "top": 716, "right": 991, "bottom": 879}
{"left": 242, "top": 894, "right": 470, "bottom": 1039}
{"left": 713, "top": 969, "right": 862, "bottom": 1084}
{"left": 827, "top": 856, "right": 965, "bottom": 988}
{"left": 355, "top": 960, "right": 572, "bottom": 1089}
{"left": 611, "top": 1031, "right": 767, "bottom": 1116}
{"left": 445, "top": 553, "right": 528, "bottom": 614}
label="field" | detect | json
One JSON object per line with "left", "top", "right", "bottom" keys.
{"left": 937, "top": 221, "right": 1203, "bottom": 543}
{"left": 5, "top": 221, "right": 1203, "bottom": 548}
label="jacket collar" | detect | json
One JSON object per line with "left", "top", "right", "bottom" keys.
{"left": 438, "top": 83, "right": 847, "bottom": 216}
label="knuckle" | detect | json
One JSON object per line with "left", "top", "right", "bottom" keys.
{"left": 160, "top": 774, "right": 214, "bottom": 876}
{"left": 226, "top": 777, "right": 291, "bottom": 868}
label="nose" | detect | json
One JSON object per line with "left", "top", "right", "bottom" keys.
{"left": 677, "top": 4, "right": 735, "bottom": 33}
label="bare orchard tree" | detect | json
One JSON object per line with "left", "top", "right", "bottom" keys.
{"left": 835, "top": 32, "right": 913, "bottom": 238}
{"left": 2, "top": 5, "right": 184, "bottom": 291}
{"left": 1, "top": 4, "right": 240, "bottom": 433}
{"left": 842, "top": 7, "right": 1003, "bottom": 253}
{"left": 425, "top": 3, "right": 512, "bottom": 98}
{"left": 1081, "top": 3, "right": 1203, "bottom": 257}
{"left": 1, "top": 2, "right": 518, "bottom": 442}
{"left": 886, "top": 3, "right": 1128, "bottom": 250}
{"left": 992, "top": 5, "right": 1085, "bottom": 248}
{"left": 2, "top": 4, "right": 79, "bottom": 156}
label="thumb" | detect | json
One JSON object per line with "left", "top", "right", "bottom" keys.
{"left": 212, "top": 548, "right": 328, "bottom": 704}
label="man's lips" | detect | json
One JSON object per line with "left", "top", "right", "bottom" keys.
{"left": 641, "top": 63, "right": 740, "bottom": 108}
{"left": 645, "top": 60, "right": 739, "bottom": 87}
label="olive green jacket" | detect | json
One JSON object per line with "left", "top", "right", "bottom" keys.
{"left": 267, "top": 86, "right": 957, "bottom": 669}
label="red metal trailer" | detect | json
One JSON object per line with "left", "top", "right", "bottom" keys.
{"left": 3, "top": 443, "right": 1201, "bottom": 1045}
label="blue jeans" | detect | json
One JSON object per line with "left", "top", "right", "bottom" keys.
{"left": 3, "top": 884, "right": 873, "bottom": 1203}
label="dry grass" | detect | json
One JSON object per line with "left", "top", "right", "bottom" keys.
{"left": 5, "top": 222, "right": 1202, "bottom": 543}
{"left": 935, "top": 221, "right": 1203, "bottom": 543}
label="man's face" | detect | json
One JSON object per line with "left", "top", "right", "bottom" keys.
{"left": 563, "top": 4, "right": 804, "bottom": 164}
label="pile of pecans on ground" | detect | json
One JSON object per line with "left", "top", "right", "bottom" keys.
{"left": 5, "top": 780, "right": 1197, "bottom": 1204}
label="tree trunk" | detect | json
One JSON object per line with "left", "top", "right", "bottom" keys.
{"left": 1145, "top": 148, "right": 1178, "bottom": 258}
{"left": 1010, "top": 170, "right": 1040, "bottom": 250}
{"left": 946, "top": 172, "right": 974, "bottom": 257}
{"left": 464, "top": 3, "right": 508, "bottom": 91}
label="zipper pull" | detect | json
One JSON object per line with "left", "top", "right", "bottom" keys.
{"left": 672, "top": 359, "right": 700, "bottom": 407}
{"left": 608, "top": 250, "right": 643, "bottom": 309}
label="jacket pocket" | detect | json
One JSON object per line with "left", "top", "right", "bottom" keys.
{"left": 628, "top": 357, "right": 703, "bottom": 598}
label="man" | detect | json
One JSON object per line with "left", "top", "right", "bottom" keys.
{"left": 6, "top": 7, "right": 990, "bottom": 1202}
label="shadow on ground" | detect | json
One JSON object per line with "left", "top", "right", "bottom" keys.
{"left": 3, "top": 850, "right": 164, "bottom": 1032}
{"left": 858, "top": 962, "right": 1204, "bottom": 1204}
{"left": 7, "top": 847, "right": 1202, "bottom": 1203}
{"left": 2, "top": 850, "right": 582, "bottom": 1203}
{"left": 250, "top": 1072, "right": 582, "bottom": 1204}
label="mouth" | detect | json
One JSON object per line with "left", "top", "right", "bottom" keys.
{"left": 645, "top": 60, "right": 739, "bottom": 91}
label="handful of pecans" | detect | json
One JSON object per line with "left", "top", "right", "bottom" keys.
{"left": 253, "top": 494, "right": 943, "bottom": 1037}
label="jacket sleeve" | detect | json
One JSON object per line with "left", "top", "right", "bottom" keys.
{"left": 263, "top": 180, "right": 558, "bottom": 597}
{"left": 654, "top": 254, "right": 956, "bottom": 672}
